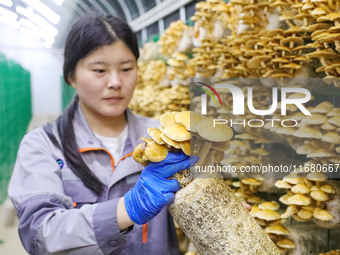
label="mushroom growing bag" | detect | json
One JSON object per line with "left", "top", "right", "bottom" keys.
{"left": 133, "top": 111, "right": 279, "bottom": 254}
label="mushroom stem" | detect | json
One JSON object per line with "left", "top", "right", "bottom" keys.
{"left": 316, "top": 201, "right": 321, "bottom": 208}
{"left": 335, "top": 40, "right": 340, "bottom": 52}
{"left": 203, "top": 149, "right": 216, "bottom": 167}
{"left": 316, "top": 181, "right": 320, "bottom": 188}
{"left": 319, "top": 56, "right": 328, "bottom": 67}
{"left": 335, "top": 67, "right": 340, "bottom": 75}
{"left": 196, "top": 141, "right": 212, "bottom": 166}
{"left": 303, "top": 17, "right": 308, "bottom": 27}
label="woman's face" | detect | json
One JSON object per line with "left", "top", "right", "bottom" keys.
{"left": 69, "top": 40, "right": 138, "bottom": 121}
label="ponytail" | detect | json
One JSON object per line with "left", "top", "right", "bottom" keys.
{"left": 45, "top": 96, "right": 104, "bottom": 195}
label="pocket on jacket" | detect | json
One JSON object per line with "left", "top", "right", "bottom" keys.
{"left": 63, "top": 179, "right": 98, "bottom": 208}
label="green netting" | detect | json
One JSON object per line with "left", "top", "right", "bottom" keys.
{"left": 0, "top": 54, "right": 32, "bottom": 204}
{"left": 61, "top": 77, "right": 76, "bottom": 110}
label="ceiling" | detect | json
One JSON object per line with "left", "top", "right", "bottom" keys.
{"left": 0, "top": 0, "right": 168, "bottom": 49}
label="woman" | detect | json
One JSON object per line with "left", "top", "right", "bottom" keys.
{"left": 8, "top": 15, "right": 196, "bottom": 255}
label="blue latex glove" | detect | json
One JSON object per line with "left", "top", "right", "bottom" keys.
{"left": 124, "top": 151, "right": 199, "bottom": 225}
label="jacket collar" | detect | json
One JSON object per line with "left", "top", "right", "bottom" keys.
{"left": 73, "top": 103, "right": 146, "bottom": 150}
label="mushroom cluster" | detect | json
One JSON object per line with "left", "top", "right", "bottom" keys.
{"left": 276, "top": 171, "right": 336, "bottom": 223}
{"left": 250, "top": 201, "right": 296, "bottom": 253}
{"left": 231, "top": 176, "right": 264, "bottom": 203}
{"left": 268, "top": 101, "right": 340, "bottom": 165}
{"left": 191, "top": 0, "right": 235, "bottom": 44}
{"left": 129, "top": 60, "right": 191, "bottom": 119}
{"left": 231, "top": 0, "right": 271, "bottom": 32}
{"left": 133, "top": 111, "right": 233, "bottom": 183}
{"left": 133, "top": 111, "right": 281, "bottom": 254}
{"left": 167, "top": 52, "right": 191, "bottom": 86}
{"left": 158, "top": 20, "right": 192, "bottom": 57}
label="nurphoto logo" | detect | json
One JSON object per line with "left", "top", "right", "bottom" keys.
{"left": 199, "top": 82, "right": 312, "bottom": 116}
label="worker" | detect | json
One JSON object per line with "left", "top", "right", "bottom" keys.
{"left": 8, "top": 15, "right": 198, "bottom": 254}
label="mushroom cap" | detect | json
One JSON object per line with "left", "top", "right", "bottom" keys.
{"left": 321, "top": 122, "right": 336, "bottom": 131}
{"left": 328, "top": 116, "right": 340, "bottom": 127}
{"left": 302, "top": 205, "right": 315, "bottom": 211}
{"left": 307, "top": 148, "right": 334, "bottom": 158}
{"left": 327, "top": 107, "right": 340, "bottom": 117}
{"left": 321, "top": 132, "right": 340, "bottom": 143}
{"left": 179, "top": 140, "right": 190, "bottom": 156}
{"left": 307, "top": 172, "right": 327, "bottom": 182}
{"left": 196, "top": 118, "right": 233, "bottom": 142}
{"left": 291, "top": 183, "right": 311, "bottom": 194}
{"left": 287, "top": 194, "right": 311, "bottom": 205}
{"left": 254, "top": 209, "right": 281, "bottom": 221}
{"left": 311, "top": 7, "right": 327, "bottom": 15}
{"left": 248, "top": 55, "right": 272, "bottom": 68}
{"left": 281, "top": 62, "right": 303, "bottom": 70}
{"left": 320, "top": 184, "right": 335, "bottom": 194}
{"left": 275, "top": 180, "right": 292, "bottom": 189}
{"left": 145, "top": 141, "right": 169, "bottom": 162}
{"left": 175, "top": 111, "right": 205, "bottom": 132}
{"left": 258, "top": 201, "right": 280, "bottom": 211}
{"left": 133, "top": 143, "right": 147, "bottom": 164}
{"left": 211, "top": 141, "right": 230, "bottom": 151}
{"left": 318, "top": 33, "right": 340, "bottom": 43}
{"left": 313, "top": 208, "right": 334, "bottom": 221}
{"left": 241, "top": 178, "right": 262, "bottom": 186}
{"left": 247, "top": 196, "right": 264, "bottom": 204}
{"left": 306, "top": 50, "right": 338, "bottom": 59}
{"left": 311, "top": 185, "right": 320, "bottom": 191}
{"left": 250, "top": 205, "right": 260, "bottom": 217}
{"left": 265, "top": 225, "right": 290, "bottom": 235}
{"left": 301, "top": 114, "right": 327, "bottom": 125}
{"left": 276, "top": 239, "right": 296, "bottom": 249}
{"left": 271, "top": 57, "right": 289, "bottom": 63}
{"left": 296, "top": 143, "right": 316, "bottom": 155}
{"left": 310, "top": 190, "right": 329, "bottom": 201}
{"left": 317, "top": 12, "right": 340, "bottom": 22}
{"left": 283, "top": 175, "right": 304, "bottom": 185}
{"left": 293, "top": 126, "right": 322, "bottom": 139}
{"left": 281, "top": 205, "right": 298, "bottom": 218}
{"left": 160, "top": 133, "right": 181, "bottom": 149}
{"left": 232, "top": 181, "right": 241, "bottom": 188}
{"left": 163, "top": 123, "right": 191, "bottom": 142}
{"left": 140, "top": 137, "right": 153, "bottom": 143}
{"left": 329, "top": 24, "right": 340, "bottom": 32}
{"left": 297, "top": 209, "right": 313, "bottom": 220}
{"left": 312, "top": 102, "right": 334, "bottom": 114}
{"left": 149, "top": 128, "right": 165, "bottom": 145}
{"left": 160, "top": 112, "right": 177, "bottom": 128}
{"left": 279, "top": 194, "right": 291, "bottom": 205}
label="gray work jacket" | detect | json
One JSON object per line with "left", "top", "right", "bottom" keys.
{"left": 8, "top": 105, "right": 179, "bottom": 255}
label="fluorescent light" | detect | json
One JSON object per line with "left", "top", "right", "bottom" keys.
{"left": 19, "top": 17, "right": 55, "bottom": 43}
{"left": 20, "top": 26, "right": 41, "bottom": 40}
{"left": 0, "top": 0, "right": 13, "bottom": 7}
{"left": 19, "top": 19, "right": 56, "bottom": 47}
{"left": 0, "top": 15, "right": 19, "bottom": 29}
{"left": 0, "top": 6, "right": 17, "bottom": 19}
{"left": 22, "top": 0, "right": 60, "bottom": 24}
{"left": 16, "top": 6, "right": 59, "bottom": 37}
{"left": 52, "top": 0, "right": 64, "bottom": 6}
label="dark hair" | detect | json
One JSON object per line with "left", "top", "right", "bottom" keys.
{"left": 57, "top": 15, "right": 139, "bottom": 195}
{"left": 63, "top": 15, "right": 140, "bottom": 84}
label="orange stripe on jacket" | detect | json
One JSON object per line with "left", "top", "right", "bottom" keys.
{"left": 143, "top": 223, "right": 148, "bottom": 243}
{"left": 78, "top": 148, "right": 133, "bottom": 173}
{"left": 79, "top": 148, "right": 116, "bottom": 171}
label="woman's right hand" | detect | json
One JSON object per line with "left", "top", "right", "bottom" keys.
{"left": 124, "top": 151, "right": 198, "bottom": 225}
